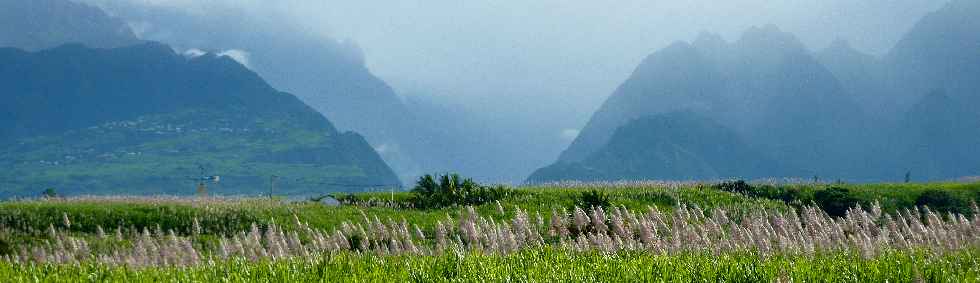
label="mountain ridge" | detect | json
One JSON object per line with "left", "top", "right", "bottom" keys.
{"left": 0, "top": 0, "right": 140, "bottom": 51}
{"left": 0, "top": 42, "right": 400, "bottom": 197}
{"left": 535, "top": 0, "right": 980, "bottom": 183}
{"left": 551, "top": 25, "right": 869, "bottom": 182}
{"left": 531, "top": 111, "right": 786, "bottom": 183}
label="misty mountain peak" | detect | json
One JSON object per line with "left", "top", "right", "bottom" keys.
{"left": 943, "top": 0, "right": 980, "bottom": 15}
{"left": 118, "top": 41, "right": 177, "bottom": 57}
{"left": 736, "top": 24, "right": 807, "bottom": 54}
{"left": 884, "top": 0, "right": 980, "bottom": 106}
{"left": 338, "top": 39, "right": 367, "bottom": 67}
{"left": 0, "top": 0, "right": 139, "bottom": 51}
{"left": 889, "top": 0, "right": 980, "bottom": 61}
{"left": 819, "top": 39, "right": 878, "bottom": 65}
{"left": 691, "top": 31, "right": 732, "bottom": 67}
{"left": 633, "top": 42, "right": 703, "bottom": 75}
{"left": 557, "top": 40, "right": 723, "bottom": 163}
{"left": 693, "top": 31, "right": 727, "bottom": 48}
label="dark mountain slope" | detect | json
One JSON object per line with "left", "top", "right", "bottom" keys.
{"left": 558, "top": 42, "right": 724, "bottom": 162}
{"left": 734, "top": 48, "right": 869, "bottom": 179}
{"left": 546, "top": 26, "right": 870, "bottom": 182}
{"left": 0, "top": 43, "right": 399, "bottom": 197}
{"left": 84, "top": 2, "right": 434, "bottom": 182}
{"left": 899, "top": 91, "right": 980, "bottom": 181}
{"left": 530, "top": 112, "right": 783, "bottom": 182}
{"left": 0, "top": 0, "right": 139, "bottom": 51}
{"left": 880, "top": 0, "right": 980, "bottom": 181}
{"left": 817, "top": 40, "right": 883, "bottom": 112}
{"left": 885, "top": 0, "right": 980, "bottom": 107}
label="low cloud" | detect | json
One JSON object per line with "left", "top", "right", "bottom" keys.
{"left": 217, "top": 49, "right": 251, "bottom": 69}
{"left": 126, "top": 21, "right": 152, "bottom": 38}
{"left": 181, "top": 48, "right": 206, "bottom": 58}
{"left": 374, "top": 143, "right": 398, "bottom": 155}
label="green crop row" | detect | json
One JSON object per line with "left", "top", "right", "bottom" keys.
{"left": 1, "top": 248, "right": 977, "bottom": 282}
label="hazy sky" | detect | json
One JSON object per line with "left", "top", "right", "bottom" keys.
{"left": 91, "top": 0, "right": 949, "bottom": 177}
{"left": 94, "top": 0, "right": 946, "bottom": 132}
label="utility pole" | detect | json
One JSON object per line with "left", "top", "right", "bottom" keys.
{"left": 197, "top": 165, "right": 208, "bottom": 197}
{"left": 269, "top": 175, "right": 279, "bottom": 199}
{"left": 189, "top": 165, "right": 219, "bottom": 197}
{"left": 196, "top": 181, "right": 207, "bottom": 197}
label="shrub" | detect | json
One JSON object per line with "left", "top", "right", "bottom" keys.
{"left": 410, "top": 174, "right": 515, "bottom": 209}
{"left": 330, "top": 193, "right": 359, "bottom": 205}
{"left": 781, "top": 187, "right": 804, "bottom": 204}
{"left": 577, "top": 190, "right": 611, "bottom": 209}
{"left": 0, "top": 236, "right": 10, "bottom": 256}
{"left": 714, "top": 180, "right": 754, "bottom": 195}
{"left": 916, "top": 189, "right": 972, "bottom": 216}
{"left": 814, "top": 187, "right": 859, "bottom": 217}
{"left": 713, "top": 181, "right": 802, "bottom": 204}
{"left": 40, "top": 188, "right": 58, "bottom": 198}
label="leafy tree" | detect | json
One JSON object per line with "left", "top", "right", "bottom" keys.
{"left": 410, "top": 174, "right": 514, "bottom": 209}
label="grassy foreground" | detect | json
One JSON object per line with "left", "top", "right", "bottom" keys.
{"left": 2, "top": 180, "right": 980, "bottom": 281}
{"left": 5, "top": 181, "right": 977, "bottom": 237}
{"left": 0, "top": 183, "right": 788, "bottom": 237}
{"left": 2, "top": 249, "right": 977, "bottom": 282}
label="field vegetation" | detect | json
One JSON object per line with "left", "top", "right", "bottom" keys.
{"left": 1, "top": 176, "right": 979, "bottom": 281}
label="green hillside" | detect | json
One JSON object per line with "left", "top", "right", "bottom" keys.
{"left": 0, "top": 43, "right": 400, "bottom": 198}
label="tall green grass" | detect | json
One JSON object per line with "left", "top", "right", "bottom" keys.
{"left": 1, "top": 249, "right": 976, "bottom": 282}
{"left": 3, "top": 181, "right": 980, "bottom": 281}
{"left": 0, "top": 184, "right": 790, "bottom": 238}
{"left": 3, "top": 181, "right": 978, "bottom": 238}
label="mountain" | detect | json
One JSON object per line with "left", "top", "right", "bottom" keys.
{"left": 885, "top": 0, "right": 980, "bottom": 108}
{"left": 884, "top": 0, "right": 980, "bottom": 181}
{"left": 816, "top": 40, "right": 886, "bottom": 116}
{"left": 0, "top": 43, "right": 399, "bottom": 198}
{"left": 725, "top": 27, "right": 868, "bottom": 179}
{"left": 899, "top": 91, "right": 980, "bottom": 181}
{"left": 529, "top": 112, "right": 783, "bottom": 183}
{"left": 541, "top": 0, "right": 980, "bottom": 183}
{"left": 547, "top": 26, "right": 869, "bottom": 182}
{"left": 83, "top": 2, "right": 435, "bottom": 183}
{"left": 0, "top": 0, "right": 139, "bottom": 51}
{"left": 558, "top": 42, "right": 724, "bottom": 163}
{"left": 807, "top": 0, "right": 980, "bottom": 181}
